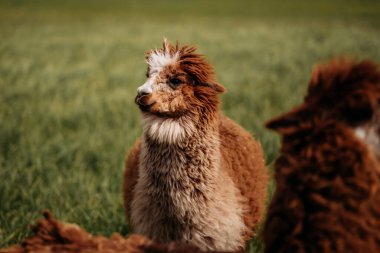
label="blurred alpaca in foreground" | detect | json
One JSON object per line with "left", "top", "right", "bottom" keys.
{"left": 0, "top": 211, "right": 238, "bottom": 253}
{"left": 264, "top": 59, "right": 380, "bottom": 253}
{"left": 123, "top": 39, "right": 268, "bottom": 251}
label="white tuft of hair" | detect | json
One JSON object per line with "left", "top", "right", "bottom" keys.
{"left": 354, "top": 127, "right": 367, "bottom": 140}
{"left": 354, "top": 125, "right": 380, "bottom": 156}
{"left": 147, "top": 40, "right": 179, "bottom": 74}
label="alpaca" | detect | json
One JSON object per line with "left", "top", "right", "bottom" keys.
{"left": 123, "top": 39, "right": 268, "bottom": 251}
{"left": 264, "top": 59, "right": 380, "bottom": 253}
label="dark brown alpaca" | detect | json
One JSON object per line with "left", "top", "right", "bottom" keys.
{"left": 264, "top": 59, "right": 380, "bottom": 253}
{"left": 123, "top": 39, "right": 268, "bottom": 251}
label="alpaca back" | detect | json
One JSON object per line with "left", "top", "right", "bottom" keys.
{"left": 219, "top": 115, "right": 268, "bottom": 241}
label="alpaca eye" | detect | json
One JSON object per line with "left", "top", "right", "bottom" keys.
{"left": 169, "top": 78, "right": 182, "bottom": 88}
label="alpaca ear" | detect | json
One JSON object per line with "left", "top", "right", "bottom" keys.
{"left": 202, "top": 82, "right": 226, "bottom": 93}
{"left": 265, "top": 106, "right": 307, "bottom": 135}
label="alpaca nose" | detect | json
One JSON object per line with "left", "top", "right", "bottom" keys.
{"left": 138, "top": 90, "right": 150, "bottom": 96}
{"left": 137, "top": 83, "right": 152, "bottom": 96}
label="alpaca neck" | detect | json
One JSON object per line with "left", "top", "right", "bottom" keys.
{"left": 140, "top": 114, "right": 220, "bottom": 198}
{"left": 142, "top": 114, "right": 219, "bottom": 168}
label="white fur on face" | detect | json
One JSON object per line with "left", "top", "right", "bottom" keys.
{"left": 142, "top": 114, "right": 195, "bottom": 144}
{"left": 137, "top": 50, "right": 179, "bottom": 95}
{"left": 137, "top": 78, "right": 154, "bottom": 95}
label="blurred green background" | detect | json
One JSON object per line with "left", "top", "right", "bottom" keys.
{"left": 1, "top": 0, "right": 379, "bottom": 251}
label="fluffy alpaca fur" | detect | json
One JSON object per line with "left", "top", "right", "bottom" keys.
{"left": 1, "top": 211, "right": 241, "bottom": 253}
{"left": 123, "top": 39, "right": 268, "bottom": 251}
{"left": 264, "top": 59, "right": 380, "bottom": 253}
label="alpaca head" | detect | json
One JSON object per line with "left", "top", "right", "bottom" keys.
{"left": 266, "top": 59, "right": 380, "bottom": 156}
{"left": 135, "top": 39, "right": 225, "bottom": 119}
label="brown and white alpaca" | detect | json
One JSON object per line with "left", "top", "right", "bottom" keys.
{"left": 123, "top": 39, "right": 268, "bottom": 251}
{"left": 264, "top": 59, "right": 380, "bottom": 253}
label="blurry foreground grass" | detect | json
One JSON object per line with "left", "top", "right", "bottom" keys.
{"left": 1, "top": 0, "right": 380, "bottom": 251}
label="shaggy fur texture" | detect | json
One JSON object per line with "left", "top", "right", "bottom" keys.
{"left": 123, "top": 40, "right": 268, "bottom": 251}
{"left": 264, "top": 59, "right": 380, "bottom": 253}
{"left": 0, "top": 211, "right": 240, "bottom": 253}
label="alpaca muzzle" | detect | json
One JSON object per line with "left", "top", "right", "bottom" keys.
{"left": 135, "top": 94, "right": 156, "bottom": 112}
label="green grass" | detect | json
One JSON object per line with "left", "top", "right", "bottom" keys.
{"left": 0, "top": 0, "right": 380, "bottom": 251}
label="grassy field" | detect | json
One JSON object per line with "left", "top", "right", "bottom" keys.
{"left": 1, "top": 0, "right": 380, "bottom": 251}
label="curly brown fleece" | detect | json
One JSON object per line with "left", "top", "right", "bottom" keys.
{"left": 264, "top": 59, "right": 380, "bottom": 253}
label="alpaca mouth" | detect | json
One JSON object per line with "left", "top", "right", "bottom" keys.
{"left": 135, "top": 95, "right": 184, "bottom": 118}
{"left": 135, "top": 95, "right": 156, "bottom": 112}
